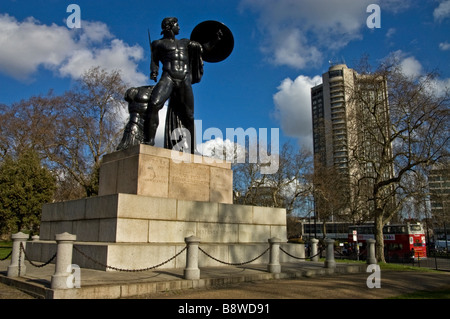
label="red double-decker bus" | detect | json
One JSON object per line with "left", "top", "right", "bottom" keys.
{"left": 348, "top": 223, "right": 427, "bottom": 260}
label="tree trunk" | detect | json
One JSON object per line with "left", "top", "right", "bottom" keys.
{"left": 374, "top": 213, "right": 386, "bottom": 263}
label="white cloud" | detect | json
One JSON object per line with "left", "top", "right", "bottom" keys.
{"left": 240, "top": 0, "right": 414, "bottom": 69}
{"left": 197, "top": 137, "right": 246, "bottom": 160}
{"left": 154, "top": 105, "right": 167, "bottom": 148}
{"left": 389, "top": 50, "right": 450, "bottom": 96}
{"left": 380, "top": 0, "right": 413, "bottom": 13}
{"left": 59, "top": 39, "right": 146, "bottom": 86}
{"left": 240, "top": 0, "right": 373, "bottom": 69}
{"left": 439, "top": 41, "right": 450, "bottom": 51}
{"left": 0, "top": 14, "right": 75, "bottom": 80}
{"left": 273, "top": 75, "right": 322, "bottom": 151}
{"left": 387, "top": 50, "right": 423, "bottom": 78}
{"left": 386, "top": 28, "right": 396, "bottom": 38}
{"left": 0, "top": 14, "right": 147, "bottom": 86}
{"left": 269, "top": 29, "right": 322, "bottom": 69}
{"left": 427, "top": 77, "right": 450, "bottom": 97}
{"left": 399, "top": 56, "right": 423, "bottom": 78}
{"left": 77, "top": 21, "right": 113, "bottom": 44}
{"left": 434, "top": 0, "right": 450, "bottom": 21}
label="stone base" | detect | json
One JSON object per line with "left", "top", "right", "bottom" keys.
{"left": 26, "top": 241, "right": 304, "bottom": 271}
{"left": 39, "top": 193, "right": 287, "bottom": 244}
{"left": 98, "top": 144, "right": 233, "bottom": 204}
{"left": 28, "top": 145, "right": 293, "bottom": 272}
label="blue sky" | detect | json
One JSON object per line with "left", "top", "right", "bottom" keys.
{"left": 1, "top": 0, "right": 449, "bottom": 152}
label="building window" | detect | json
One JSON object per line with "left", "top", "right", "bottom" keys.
{"left": 329, "top": 70, "right": 343, "bottom": 78}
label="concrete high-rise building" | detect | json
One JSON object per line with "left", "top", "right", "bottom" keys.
{"left": 311, "top": 64, "right": 356, "bottom": 174}
{"left": 429, "top": 164, "right": 450, "bottom": 221}
{"left": 311, "top": 64, "right": 392, "bottom": 218}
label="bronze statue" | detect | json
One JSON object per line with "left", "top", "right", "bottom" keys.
{"left": 117, "top": 18, "right": 233, "bottom": 153}
{"left": 116, "top": 85, "right": 153, "bottom": 151}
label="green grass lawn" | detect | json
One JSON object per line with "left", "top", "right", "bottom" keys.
{"left": 377, "top": 262, "right": 441, "bottom": 272}
{"left": 0, "top": 241, "right": 12, "bottom": 260}
{"left": 389, "top": 286, "right": 450, "bottom": 299}
{"left": 333, "top": 258, "right": 441, "bottom": 273}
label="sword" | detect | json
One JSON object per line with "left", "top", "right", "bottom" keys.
{"left": 147, "top": 28, "right": 152, "bottom": 50}
{"left": 148, "top": 28, "right": 157, "bottom": 82}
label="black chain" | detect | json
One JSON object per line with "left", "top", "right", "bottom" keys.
{"left": 199, "top": 246, "right": 270, "bottom": 266}
{"left": 279, "top": 246, "right": 323, "bottom": 260}
{"left": 73, "top": 245, "right": 186, "bottom": 272}
{"left": 18, "top": 243, "right": 22, "bottom": 276}
{"left": 0, "top": 250, "right": 12, "bottom": 261}
{"left": 20, "top": 242, "right": 57, "bottom": 268}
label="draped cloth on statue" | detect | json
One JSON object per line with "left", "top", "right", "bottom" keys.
{"left": 164, "top": 41, "right": 203, "bottom": 153}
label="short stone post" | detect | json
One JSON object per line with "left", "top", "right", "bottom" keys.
{"left": 184, "top": 236, "right": 201, "bottom": 280}
{"left": 268, "top": 237, "right": 282, "bottom": 274}
{"left": 310, "top": 238, "right": 319, "bottom": 262}
{"left": 366, "top": 239, "right": 377, "bottom": 264}
{"left": 51, "top": 232, "right": 76, "bottom": 289}
{"left": 7, "top": 232, "right": 29, "bottom": 277}
{"left": 324, "top": 238, "right": 336, "bottom": 269}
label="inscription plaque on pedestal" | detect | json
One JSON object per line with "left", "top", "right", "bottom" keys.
{"left": 98, "top": 144, "right": 233, "bottom": 204}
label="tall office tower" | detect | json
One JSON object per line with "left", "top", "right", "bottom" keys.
{"left": 429, "top": 163, "right": 450, "bottom": 223}
{"left": 311, "top": 64, "right": 356, "bottom": 173}
{"left": 311, "top": 64, "right": 392, "bottom": 218}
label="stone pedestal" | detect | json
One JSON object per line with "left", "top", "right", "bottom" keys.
{"left": 98, "top": 144, "right": 233, "bottom": 204}
{"left": 28, "top": 145, "right": 293, "bottom": 271}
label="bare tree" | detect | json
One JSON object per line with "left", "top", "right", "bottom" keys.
{"left": 47, "top": 67, "right": 127, "bottom": 197}
{"left": 0, "top": 92, "right": 64, "bottom": 160}
{"left": 0, "top": 67, "right": 128, "bottom": 199}
{"left": 312, "top": 158, "right": 352, "bottom": 237}
{"left": 347, "top": 57, "right": 449, "bottom": 262}
{"left": 233, "top": 142, "right": 313, "bottom": 215}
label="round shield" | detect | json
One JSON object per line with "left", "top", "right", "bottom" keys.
{"left": 190, "top": 20, "right": 234, "bottom": 63}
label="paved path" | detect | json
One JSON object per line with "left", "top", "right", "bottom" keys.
{"left": 128, "top": 270, "right": 450, "bottom": 299}
{"left": 0, "top": 259, "right": 367, "bottom": 299}
{"left": 0, "top": 281, "right": 35, "bottom": 299}
{"left": 1, "top": 268, "right": 449, "bottom": 299}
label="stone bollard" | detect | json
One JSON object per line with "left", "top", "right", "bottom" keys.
{"left": 7, "top": 232, "right": 29, "bottom": 277}
{"left": 31, "top": 235, "right": 40, "bottom": 242}
{"left": 366, "top": 238, "right": 377, "bottom": 264}
{"left": 184, "top": 236, "right": 201, "bottom": 280}
{"left": 51, "top": 232, "right": 76, "bottom": 289}
{"left": 310, "top": 238, "right": 319, "bottom": 262}
{"left": 267, "top": 237, "right": 282, "bottom": 274}
{"left": 324, "top": 238, "right": 336, "bottom": 269}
